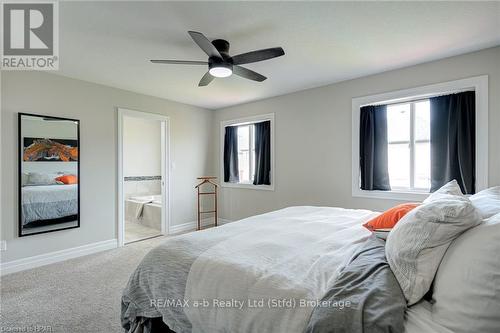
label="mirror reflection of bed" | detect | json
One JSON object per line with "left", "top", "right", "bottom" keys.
{"left": 19, "top": 114, "right": 80, "bottom": 236}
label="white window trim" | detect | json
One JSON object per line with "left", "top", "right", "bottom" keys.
{"left": 220, "top": 113, "right": 275, "bottom": 191}
{"left": 352, "top": 75, "right": 488, "bottom": 201}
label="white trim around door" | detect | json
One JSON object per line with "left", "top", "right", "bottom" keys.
{"left": 117, "top": 108, "right": 171, "bottom": 247}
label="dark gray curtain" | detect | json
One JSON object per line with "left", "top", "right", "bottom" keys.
{"left": 359, "top": 105, "right": 391, "bottom": 190}
{"left": 223, "top": 126, "right": 239, "bottom": 183}
{"left": 430, "top": 91, "right": 475, "bottom": 194}
{"left": 253, "top": 121, "right": 271, "bottom": 185}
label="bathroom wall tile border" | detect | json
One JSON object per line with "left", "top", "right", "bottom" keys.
{"left": 124, "top": 176, "right": 162, "bottom": 182}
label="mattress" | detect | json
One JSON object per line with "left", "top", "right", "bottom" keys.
{"left": 21, "top": 184, "right": 78, "bottom": 225}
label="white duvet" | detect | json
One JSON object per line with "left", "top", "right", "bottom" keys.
{"left": 184, "top": 206, "right": 377, "bottom": 333}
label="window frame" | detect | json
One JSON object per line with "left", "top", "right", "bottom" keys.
{"left": 352, "top": 75, "right": 488, "bottom": 201}
{"left": 220, "top": 113, "right": 275, "bottom": 191}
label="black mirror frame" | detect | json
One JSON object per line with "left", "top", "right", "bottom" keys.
{"left": 18, "top": 112, "right": 81, "bottom": 237}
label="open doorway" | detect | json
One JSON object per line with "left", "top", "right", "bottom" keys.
{"left": 117, "top": 108, "right": 170, "bottom": 246}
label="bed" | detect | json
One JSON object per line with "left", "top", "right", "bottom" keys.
{"left": 21, "top": 184, "right": 78, "bottom": 226}
{"left": 122, "top": 206, "right": 409, "bottom": 332}
{"left": 122, "top": 183, "right": 500, "bottom": 333}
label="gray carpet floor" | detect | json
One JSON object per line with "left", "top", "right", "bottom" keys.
{"left": 0, "top": 236, "right": 167, "bottom": 333}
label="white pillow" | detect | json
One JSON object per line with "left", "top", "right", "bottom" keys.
{"left": 432, "top": 213, "right": 500, "bottom": 333}
{"left": 424, "top": 179, "right": 463, "bottom": 203}
{"left": 386, "top": 196, "right": 481, "bottom": 305}
{"left": 469, "top": 186, "right": 500, "bottom": 219}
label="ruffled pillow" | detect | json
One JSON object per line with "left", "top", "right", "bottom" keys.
{"left": 386, "top": 193, "right": 481, "bottom": 305}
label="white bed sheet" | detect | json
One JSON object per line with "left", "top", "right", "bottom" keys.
{"left": 184, "top": 206, "right": 378, "bottom": 333}
{"left": 405, "top": 301, "right": 454, "bottom": 333}
{"left": 21, "top": 184, "right": 78, "bottom": 224}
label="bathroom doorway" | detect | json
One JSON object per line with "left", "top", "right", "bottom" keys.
{"left": 117, "top": 108, "right": 170, "bottom": 245}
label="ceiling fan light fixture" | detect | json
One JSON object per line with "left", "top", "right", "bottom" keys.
{"left": 209, "top": 66, "right": 232, "bottom": 78}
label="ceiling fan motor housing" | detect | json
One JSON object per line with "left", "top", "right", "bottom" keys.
{"left": 208, "top": 56, "right": 233, "bottom": 72}
{"left": 211, "top": 39, "right": 230, "bottom": 57}
{"left": 209, "top": 39, "right": 233, "bottom": 76}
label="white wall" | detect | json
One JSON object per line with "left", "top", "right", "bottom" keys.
{"left": 213, "top": 46, "right": 500, "bottom": 221}
{"left": 1, "top": 71, "right": 214, "bottom": 263}
{"left": 123, "top": 116, "right": 162, "bottom": 198}
{"left": 22, "top": 117, "right": 78, "bottom": 139}
{"left": 123, "top": 116, "right": 161, "bottom": 178}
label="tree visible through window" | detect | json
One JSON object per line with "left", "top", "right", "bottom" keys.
{"left": 387, "top": 100, "right": 431, "bottom": 191}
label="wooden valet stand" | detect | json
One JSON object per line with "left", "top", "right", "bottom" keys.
{"left": 195, "top": 177, "right": 218, "bottom": 230}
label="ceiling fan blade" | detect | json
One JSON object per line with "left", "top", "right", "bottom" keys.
{"left": 188, "top": 31, "right": 222, "bottom": 59}
{"left": 198, "top": 72, "right": 215, "bottom": 86}
{"left": 233, "top": 66, "right": 267, "bottom": 82}
{"left": 230, "top": 47, "right": 285, "bottom": 65}
{"left": 150, "top": 60, "right": 207, "bottom": 65}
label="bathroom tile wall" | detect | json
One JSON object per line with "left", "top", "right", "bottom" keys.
{"left": 124, "top": 177, "right": 161, "bottom": 199}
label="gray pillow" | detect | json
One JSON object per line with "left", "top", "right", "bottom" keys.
{"left": 21, "top": 172, "right": 30, "bottom": 186}
{"left": 386, "top": 195, "right": 481, "bottom": 305}
{"left": 25, "top": 172, "right": 61, "bottom": 185}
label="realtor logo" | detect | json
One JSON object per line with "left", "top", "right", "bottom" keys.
{"left": 1, "top": 1, "right": 59, "bottom": 70}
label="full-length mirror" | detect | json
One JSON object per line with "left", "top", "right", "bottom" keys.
{"left": 19, "top": 113, "right": 80, "bottom": 236}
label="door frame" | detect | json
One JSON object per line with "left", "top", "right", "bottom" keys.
{"left": 117, "top": 107, "right": 171, "bottom": 247}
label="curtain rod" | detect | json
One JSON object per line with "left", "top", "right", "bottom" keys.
{"left": 364, "top": 88, "right": 475, "bottom": 108}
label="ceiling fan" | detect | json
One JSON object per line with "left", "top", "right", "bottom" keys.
{"left": 150, "top": 31, "right": 285, "bottom": 86}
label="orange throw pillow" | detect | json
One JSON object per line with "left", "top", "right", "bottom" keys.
{"left": 56, "top": 174, "right": 78, "bottom": 185}
{"left": 363, "top": 203, "right": 420, "bottom": 231}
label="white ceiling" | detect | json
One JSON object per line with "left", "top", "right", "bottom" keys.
{"left": 59, "top": 1, "right": 500, "bottom": 109}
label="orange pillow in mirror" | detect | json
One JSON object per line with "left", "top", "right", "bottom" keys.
{"left": 56, "top": 174, "right": 78, "bottom": 185}
{"left": 363, "top": 203, "right": 420, "bottom": 231}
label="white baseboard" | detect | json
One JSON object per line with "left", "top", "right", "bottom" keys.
{"left": 0, "top": 218, "right": 234, "bottom": 275}
{"left": 0, "top": 239, "right": 118, "bottom": 276}
{"left": 170, "top": 218, "right": 232, "bottom": 235}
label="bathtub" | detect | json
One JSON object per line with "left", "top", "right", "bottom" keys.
{"left": 129, "top": 194, "right": 162, "bottom": 205}
{"left": 125, "top": 194, "right": 162, "bottom": 229}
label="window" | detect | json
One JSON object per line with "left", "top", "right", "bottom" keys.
{"left": 387, "top": 100, "right": 430, "bottom": 191}
{"left": 352, "top": 75, "right": 488, "bottom": 201}
{"left": 221, "top": 114, "right": 275, "bottom": 190}
{"left": 237, "top": 124, "right": 255, "bottom": 183}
